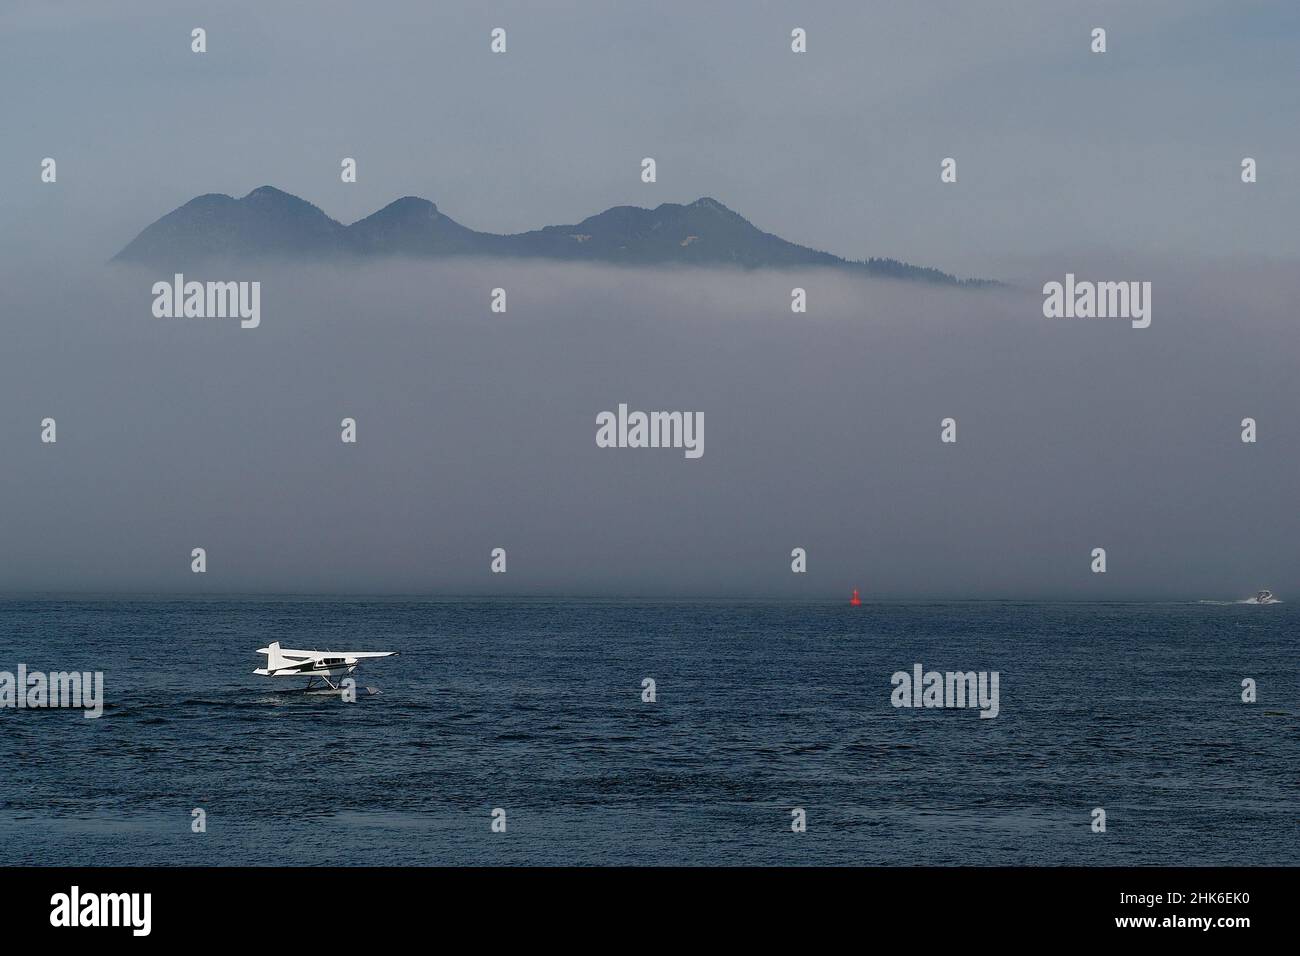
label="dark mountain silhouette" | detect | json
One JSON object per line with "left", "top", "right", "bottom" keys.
{"left": 347, "top": 196, "right": 494, "bottom": 257}
{"left": 118, "top": 187, "right": 351, "bottom": 261}
{"left": 114, "top": 186, "right": 993, "bottom": 285}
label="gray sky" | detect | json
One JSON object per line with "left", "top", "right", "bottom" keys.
{"left": 2, "top": 0, "right": 1298, "bottom": 275}
{"left": 1, "top": 1, "right": 1297, "bottom": 598}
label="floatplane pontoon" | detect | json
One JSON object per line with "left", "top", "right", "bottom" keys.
{"left": 254, "top": 641, "right": 397, "bottom": 695}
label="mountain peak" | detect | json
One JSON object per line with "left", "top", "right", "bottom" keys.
{"left": 371, "top": 196, "right": 440, "bottom": 217}
{"left": 689, "top": 196, "right": 730, "bottom": 211}
{"left": 241, "top": 185, "right": 333, "bottom": 218}
{"left": 347, "top": 195, "right": 479, "bottom": 256}
{"left": 244, "top": 185, "right": 294, "bottom": 201}
{"left": 113, "top": 185, "right": 347, "bottom": 264}
{"left": 113, "top": 187, "right": 990, "bottom": 284}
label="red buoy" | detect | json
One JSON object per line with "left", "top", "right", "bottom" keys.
{"left": 850, "top": 588, "right": 861, "bottom": 606}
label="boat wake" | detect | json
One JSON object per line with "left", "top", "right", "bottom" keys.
{"left": 1199, "top": 590, "right": 1282, "bottom": 605}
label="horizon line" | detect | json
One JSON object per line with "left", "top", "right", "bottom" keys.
{"left": 0, "top": 591, "right": 1277, "bottom": 605}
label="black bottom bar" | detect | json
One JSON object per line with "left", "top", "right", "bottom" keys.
{"left": 0, "top": 866, "right": 1283, "bottom": 941}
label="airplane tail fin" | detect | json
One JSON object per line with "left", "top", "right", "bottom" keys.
{"left": 265, "top": 641, "right": 288, "bottom": 671}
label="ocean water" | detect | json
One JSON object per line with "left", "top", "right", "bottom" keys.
{"left": 0, "top": 599, "right": 1294, "bottom": 866}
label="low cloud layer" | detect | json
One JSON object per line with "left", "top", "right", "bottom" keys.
{"left": 1, "top": 257, "right": 1296, "bottom": 598}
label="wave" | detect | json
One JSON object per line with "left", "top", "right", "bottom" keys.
{"left": 1197, "top": 599, "right": 1284, "bottom": 605}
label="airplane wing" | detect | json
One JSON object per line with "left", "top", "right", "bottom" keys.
{"left": 255, "top": 645, "right": 397, "bottom": 660}
{"left": 253, "top": 643, "right": 396, "bottom": 676}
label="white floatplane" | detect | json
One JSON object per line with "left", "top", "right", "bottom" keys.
{"left": 1245, "top": 589, "right": 1280, "bottom": 605}
{"left": 254, "top": 641, "right": 397, "bottom": 694}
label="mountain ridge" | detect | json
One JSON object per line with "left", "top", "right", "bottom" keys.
{"left": 114, "top": 186, "right": 995, "bottom": 285}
